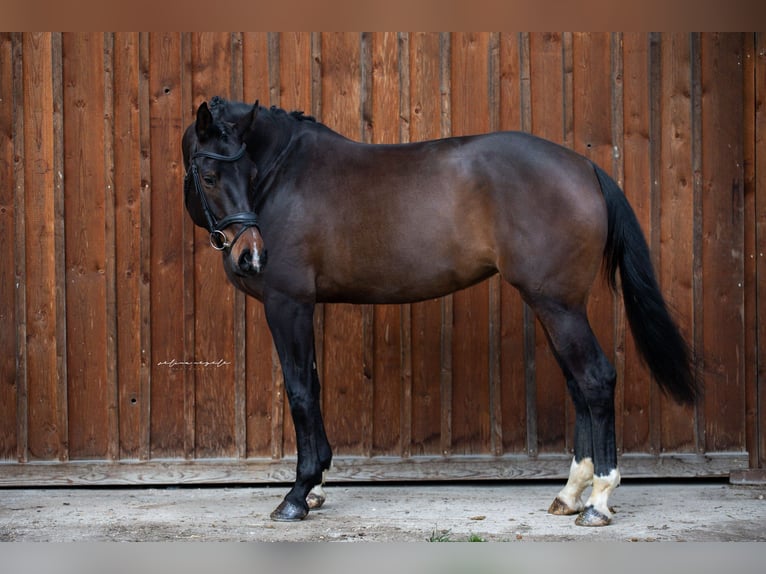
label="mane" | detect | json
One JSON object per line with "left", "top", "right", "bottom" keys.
{"left": 269, "top": 106, "right": 317, "bottom": 124}
{"left": 208, "top": 96, "right": 316, "bottom": 126}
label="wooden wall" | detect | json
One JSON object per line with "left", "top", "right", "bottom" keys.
{"left": 0, "top": 32, "right": 763, "bottom": 485}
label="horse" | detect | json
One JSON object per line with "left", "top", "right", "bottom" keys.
{"left": 181, "top": 96, "right": 699, "bottom": 527}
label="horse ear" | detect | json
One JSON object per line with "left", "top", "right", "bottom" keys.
{"left": 195, "top": 101, "right": 214, "bottom": 141}
{"left": 235, "top": 101, "right": 260, "bottom": 139}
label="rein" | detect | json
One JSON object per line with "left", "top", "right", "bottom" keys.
{"left": 184, "top": 143, "right": 261, "bottom": 251}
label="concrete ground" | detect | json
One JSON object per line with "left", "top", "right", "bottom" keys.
{"left": 1, "top": 480, "right": 765, "bottom": 542}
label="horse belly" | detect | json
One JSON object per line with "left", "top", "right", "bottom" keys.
{"left": 314, "top": 231, "right": 497, "bottom": 304}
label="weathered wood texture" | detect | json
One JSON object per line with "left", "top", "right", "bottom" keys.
{"left": 0, "top": 33, "right": 762, "bottom": 484}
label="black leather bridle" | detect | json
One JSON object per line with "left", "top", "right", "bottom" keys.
{"left": 184, "top": 143, "right": 261, "bottom": 251}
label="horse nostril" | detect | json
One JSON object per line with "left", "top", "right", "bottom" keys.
{"left": 238, "top": 249, "right": 252, "bottom": 271}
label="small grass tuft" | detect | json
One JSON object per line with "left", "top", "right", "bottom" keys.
{"left": 428, "top": 528, "right": 453, "bottom": 542}
{"left": 428, "top": 529, "right": 487, "bottom": 542}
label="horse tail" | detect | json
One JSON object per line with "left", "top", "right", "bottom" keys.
{"left": 594, "top": 163, "right": 700, "bottom": 404}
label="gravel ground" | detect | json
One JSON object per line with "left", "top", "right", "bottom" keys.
{"left": 1, "top": 480, "right": 765, "bottom": 542}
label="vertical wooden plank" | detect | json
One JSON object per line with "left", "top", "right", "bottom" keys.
{"left": 137, "top": 32, "right": 152, "bottom": 461}
{"left": 230, "top": 32, "right": 247, "bottom": 461}
{"left": 754, "top": 32, "right": 766, "bottom": 468}
{"left": 310, "top": 32, "right": 325, "bottom": 460}
{"left": 319, "top": 32, "right": 367, "bottom": 456}
{"left": 621, "top": 33, "right": 655, "bottom": 455}
{"left": 398, "top": 32, "right": 413, "bottom": 460}
{"left": 528, "top": 32, "right": 567, "bottom": 456}
{"left": 51, "top": 33, "right": 68, "bottom": 463}
{"left": 189, "top": 32, "right": 238, "bottom": 459}
{"left": 180, "top": 33, "right": 196, "bottom": 461}
{"left": 148, "top": 32, "right": 186, "bottom": 458}
{"left": 561, "top": 32, "right": 576, "bottom": 454}
{"left": 63, "top": 32, "right": 110, "bottom": 459}
{"left": 408, "top": 32, "right": 444, "bottom": 457}
{"left": 241, "top": 32, "right": 277, "bottom": 458}
{"left": 519, "top": 32, "right": 538, "bottom": 459}
{"left": 11, "top": 33, "right": 27, "bottom": 462}
{"left": 103, "top": 33, "right": 119, "bottom": 462}
{"left": 611, "top": 33, "right": 626, "bottom": 458}
{"left": 498, "top": 32, "right": 528, "bottom": 455}
{"left": 691, "top": 33, "right": 705, "bottom": 455}
{"left": 659, "top": 33, "right": 696, "bottom": 452}
{"left": 648, "top": 33, "right": 663, "bottom": 457}
{"left": 487, "top": 32, "right": 503, "bottom": 456}
{"left": 370, "top": 32, "right": 403, "bottom": 456}
{"left": 360, "top": 32, "right": 375, "bottom": 459}
{"left": 23, "top": 32, "right": 66, "bottom": 461}
{"left": 700, "top": 33, "right": 746, "bottom": 453}
{"left": 439, "top": 32, "right": 454, "bottom": 458}
{"left": 450, "top": 32, "right": 491, "bottom": 456}
{"left": 743, "top": 32, "right": 760, "bottom": 469}
{"left": 113, "top": 32, "right": 145, "bottom": 459}
{"left": 0, "top": 32, "right": 18, "bottom": 460}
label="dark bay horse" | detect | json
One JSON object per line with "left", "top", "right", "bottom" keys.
{"left": 181, "top": 96, "right": 698, "bottom": 527}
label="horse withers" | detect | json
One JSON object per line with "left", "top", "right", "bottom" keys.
{"left": 181, "top": 96, "right": 698, "bottom": 527}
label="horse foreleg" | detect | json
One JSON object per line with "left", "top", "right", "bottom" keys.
{"left": 265, "top": 293, "right": 333, "bottom": 521}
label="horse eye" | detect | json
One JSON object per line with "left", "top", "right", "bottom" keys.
{"left": 202, "top": 174, "right": 216, "bottom": 186}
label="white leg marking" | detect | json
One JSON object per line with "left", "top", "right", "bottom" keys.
{"left": 306, "top": 470, "right": 328, "bottom": 509}
{"left": 556, "top": 457, "right": 594, "bottom": 512}
{"left": 309, "top": 483, "right": 326, "bottom": 500}
{"left": 584, "top": 468, "right": 621, "bottom": 518}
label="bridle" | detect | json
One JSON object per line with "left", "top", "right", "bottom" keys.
{"left": 184, "top": 142, "right": 261, "bottom": 251}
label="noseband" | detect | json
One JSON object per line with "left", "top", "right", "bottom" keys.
{"left": 184, "top": 143, "right": 261, "bottom": 251}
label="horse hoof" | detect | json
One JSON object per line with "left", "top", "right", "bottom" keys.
{"left": 575, "top": 505, "right": 612, "bottom": 527}
{"left": 306, "top": 491, "right": 326, "bottom": 510}
{"left": 548, "top": 496, "right": 582, "bottom": 516}
{"left": 270, "top": 499, "right": 309, "bottom": 522}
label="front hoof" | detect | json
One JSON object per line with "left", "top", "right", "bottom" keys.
{"left": 575, "top": 505, "right": 612, "bottom": 527}
{"left": 548, "top": 497, "right": 582, "bottom": 516}
{"left": 270, "top": 499, "right": 309, "bottom": 522}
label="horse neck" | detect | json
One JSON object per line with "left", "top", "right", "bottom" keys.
{"left": 247, "top": 114, "right": 295, "bottom": 168}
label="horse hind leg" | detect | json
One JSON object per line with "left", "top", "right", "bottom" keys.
{"left": 530, "top": 297, "right": 620, "bottom": 526}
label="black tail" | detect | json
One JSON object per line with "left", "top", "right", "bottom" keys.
{"left": 594, "top": 164, "right": 699, "bottom": 404}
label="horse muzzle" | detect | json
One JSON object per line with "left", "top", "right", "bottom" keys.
{"left": 236, "top": 245, "right": 268, "bottom": 275}
{"left": 227, "top": 226, "right": 267, "bottom": 276}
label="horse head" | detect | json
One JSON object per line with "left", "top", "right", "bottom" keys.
{"left": 182, "top": 99, "right": 266, "bottom": 275}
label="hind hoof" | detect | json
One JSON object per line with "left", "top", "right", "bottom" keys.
{"left": 270, "top": 499, "right": 309, "bottom": 522}
{"left": 575, "top": 505, "right": 612, "bottom": 527}
{"left": 306, "top": 491, "right": 326, "bottom": 509}
{"left": 548, "top": 497, "right": 582, "bottom": 516}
